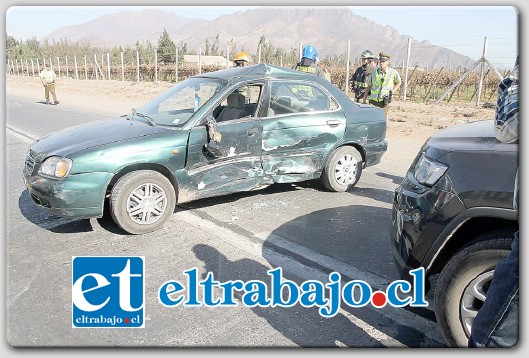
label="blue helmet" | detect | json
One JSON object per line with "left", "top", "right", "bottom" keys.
{"left": 302, "top": 45, "right": 318, "bottom": 61}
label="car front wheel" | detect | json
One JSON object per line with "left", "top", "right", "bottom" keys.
{"left": 110, "top": 170, "right": 176, "bottom": 234}
{"left": 321, "top": 146, "right": 363, "bottom": 192}
{"left": 434, "top": 233, "right": 514, "bottom": 347}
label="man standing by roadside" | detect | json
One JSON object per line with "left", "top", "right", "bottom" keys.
{"left": 39, "top": 63, "right": 59, "bottom": 105}
{"left": 363, "top": 52, "right": 400, "bottom": 117}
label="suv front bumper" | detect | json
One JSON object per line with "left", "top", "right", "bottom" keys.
{"left": 390, "top": 175, "right": 465, "bottom": 284}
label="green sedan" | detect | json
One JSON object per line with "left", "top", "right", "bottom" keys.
{"left": 23, "top": 64, "right": 387, "bottom": 234}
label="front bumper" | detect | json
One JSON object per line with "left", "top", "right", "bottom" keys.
{"left": 23, "top": 171, "right": 114, "bottom": 218}
{"left": 390, "top": 175, "right": 465, "bottom": 283}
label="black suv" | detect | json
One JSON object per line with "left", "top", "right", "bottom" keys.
{"left": 390, "top": 119, "right": 518, "bottom": 347}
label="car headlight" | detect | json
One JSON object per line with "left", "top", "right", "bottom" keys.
{"left": 414, "top": 153, "right": 448, "bottom": 186}
{"left": 39, "top": 156, "right": 73, "bottom": 178}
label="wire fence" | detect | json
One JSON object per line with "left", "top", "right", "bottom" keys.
{"left": 6, "top": 40, "right": 511, "bottom": 105}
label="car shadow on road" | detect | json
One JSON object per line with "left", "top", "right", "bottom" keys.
{"left": 192, "top": 243, "right": 386, "bottom": 348}
{"left": 179, "top": 181, "right": 321, "bottom": 210}
{"left": 259, "top": 205, "right": 444, "bottom": 348}
{"left": 375, "top": 172, "right": 405, "bottom": 185}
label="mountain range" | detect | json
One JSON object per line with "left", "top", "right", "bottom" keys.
{"left": 43, "top": 7, "right": 477, "bottom": 70}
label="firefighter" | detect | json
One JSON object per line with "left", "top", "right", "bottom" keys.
{"left": 350, "top": 50, "right": 377, "bottom": 102}
{"left": 364, "top": 52, "right": 401, "bottom": 117}
{"left": 233, "top": 52, "right": 252, "bottom": 67}
{"left": 293, "top": 44, "right": 326, "bottom": 79}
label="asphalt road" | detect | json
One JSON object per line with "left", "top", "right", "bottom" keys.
{"left": 5, "top": 95, "right": 446, "bottom": 348}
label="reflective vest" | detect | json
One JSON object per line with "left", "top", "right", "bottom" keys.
{"left": 40, "top": 69, "right": 56, "bottom": 84}
{"left": 368, "top": 67, "right": 400, "bottom": 102}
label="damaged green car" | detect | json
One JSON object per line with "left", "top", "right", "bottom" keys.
{"left": 23, "top": 64, "right": 387, "bottom": 234}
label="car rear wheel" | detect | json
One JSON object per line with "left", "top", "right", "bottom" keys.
{"left": 434, "top": 233, "right": 513, "bottom": 347}
{"left": 110, "top": 170, "right": 176, "bottom": 234}
{"left": 321, "top": 146, "right": 363, "bottom": 192}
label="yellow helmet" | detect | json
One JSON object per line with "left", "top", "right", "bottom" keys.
{"left": 234, "top": 52, "right": 252, "bottom": 63}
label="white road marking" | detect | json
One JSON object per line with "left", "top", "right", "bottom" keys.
{"left": 13, "top": 125, "right": 443, "bottom": 347}
{"left": 6, "top": 125, "right": 38, "bottom": 144}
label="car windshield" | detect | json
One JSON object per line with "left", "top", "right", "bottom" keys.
{"left": 134, "top": 77, "right": 227, "bottom": 127}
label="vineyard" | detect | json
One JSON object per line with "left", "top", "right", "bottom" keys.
{"left": 7, "top": 61, "right": 506, "bottom": 104}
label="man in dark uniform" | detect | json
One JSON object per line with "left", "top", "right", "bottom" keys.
{"left": 350, "top": 50, "right": 377, "bottom": 102}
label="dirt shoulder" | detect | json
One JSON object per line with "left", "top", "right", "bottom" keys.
{"left": 5, "top": 74, "right": 495, "bottom": 147}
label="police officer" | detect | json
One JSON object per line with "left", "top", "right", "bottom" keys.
{"left": 39, "top": 63, "right": 59, "bottom": 105}
{"left": 350, "top": 50, "right": 377, "bottom": 102}
{"left": 233, "top": 52, "right": 252, "bottom": 67}
{"left": 293, "top": 44, "right": 326, "bottom": 79}
{"left": 363, "top": 52, "right": 401, "bottom": 117}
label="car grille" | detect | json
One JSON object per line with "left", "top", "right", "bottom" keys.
{"left": 24, "top": 149, "right": 37, "bottom": 176}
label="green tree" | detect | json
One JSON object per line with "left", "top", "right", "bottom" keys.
{"left": 204, "top": 38, "right": 211, "bottom": 56}
{"left": 157, "top": 28, "right": 176, "bottom": 63}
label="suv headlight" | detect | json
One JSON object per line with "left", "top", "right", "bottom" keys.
{"left": 39, "top": 156, "right": 73, "bottom": 178}
{"left": 414, "top": 153, "right": 448, "bottom": 186}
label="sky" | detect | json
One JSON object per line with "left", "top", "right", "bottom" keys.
{"left": 4, "top": 4, "right": 519, "bottom": 69}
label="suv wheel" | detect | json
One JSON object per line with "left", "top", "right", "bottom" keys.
{"left": 434, "top": 233, "right": 513, "bottom": 347}
{"left": 321, "top": 146, "right": 363, "bottom": 191}
{"left": 110, "top": 170, "right": 176, "bottom": 234}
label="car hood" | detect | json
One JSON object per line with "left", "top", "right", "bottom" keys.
{"left": 425, "top": 120, "right": 516, "bottom": 160}
{"left": 30, "top": 117, "right": 170, "bottom": 158}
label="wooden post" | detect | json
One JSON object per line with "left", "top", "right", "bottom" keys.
{"left": 121, "top": 52, "right": 124, "bottom": 81}
{"left": 65, "top": 56, "right": 69, "bottom": 78}
{"left": 155, "top": 48, "right": 158, "bottom": 83}
{"left": 436, "top": 58, "right": 482, "bottom": 103}
{"left": 403, "top": 37, "right": 412, "bottom": 101}
{"left": 31, "top": 59, "right": 35, "bottom": 76}
{"left": 175, "top": 47, "right": 179, "bottom": 81}
{"left": 84, "top": 55, "right": 88, "bottom": 79}
{"left": 57, "top": 56, "right": 61, "bottom": 77}
{"left": 74, "top": 56, "right": 78, "bottom": 80}
{"left": 299, "top": 42, "right": 302, "bottom": 61}
{"left": 345, "top": 40, "right": 351, "bottom": 95}
{"left": 198, "top": 47, "right": 202, "bottom": 75}
{"left": 258, "top": 44, "right": 262, "bottom": 64}
{"left": 136, "top": 50, "right": 140, "bottom": 82}
{"left": 94, "top": 54, "right": 99, "bottom": 79}
{"left": 107, "top": 53, "right": 111, "bottom": 80}
{"left": 476, "top": 36, "right": 488, "bottom": 107}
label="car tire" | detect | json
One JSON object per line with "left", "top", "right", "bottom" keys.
{"left": 321, "top": 146, "right": 363, "bottom": 192}
{"left": 110, "top": 170, "right": 176, "bottom": 235}
{"left": 434, "top": 233, "right": 514, "bottom": 347}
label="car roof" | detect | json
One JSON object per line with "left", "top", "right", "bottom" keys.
{"left": 196, "top": 63, "right": 324, "bottom": 82}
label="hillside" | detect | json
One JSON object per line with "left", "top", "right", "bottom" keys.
{"left": 44, "top": 7, "right": 476, "bottom": 70}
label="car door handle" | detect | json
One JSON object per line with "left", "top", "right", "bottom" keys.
{"left": 326, "top": 120, "right": 342, "bottom": 127}
{"left": 247, "top": 128, "right": 259, "bottom": 136}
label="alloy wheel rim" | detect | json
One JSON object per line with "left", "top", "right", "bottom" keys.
{"left": 335, "top": 153, "right": 357, "bottom": 185}
{"left": 126, "top": 183, "right": 168, "bottom": 225}
{"left": 460, "top": 270, "right": 494, "bottom": 337}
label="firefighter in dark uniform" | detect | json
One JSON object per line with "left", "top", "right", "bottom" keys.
{"left": 293, "top": 44, "right": 326, "bottom": 79}
{"left": 349, "top": 50, "right": 377, "bottom": 102}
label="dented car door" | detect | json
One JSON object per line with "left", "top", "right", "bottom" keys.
{"left": 261, "top": 80, "right": 346, "bottom": 183}
{"left": 184, "top": 103, "right": 264, "bottom": 200}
